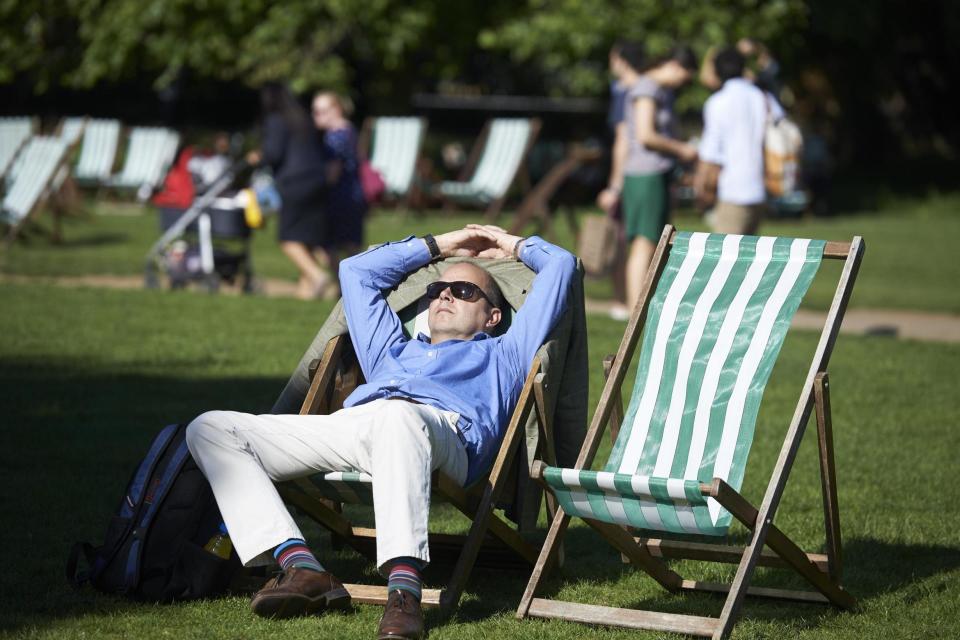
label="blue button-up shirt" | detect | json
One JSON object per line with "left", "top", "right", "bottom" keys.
{"left": 338, "top": 235, "right": 576, "bottom": 484}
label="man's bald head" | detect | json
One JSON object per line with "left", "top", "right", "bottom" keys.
{"left": 426, "top": 262, "right": 504, "bottom": 343}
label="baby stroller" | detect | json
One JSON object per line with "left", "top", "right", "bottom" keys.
{"left": 145, "top": 152, "right": 264, "bottom": 294}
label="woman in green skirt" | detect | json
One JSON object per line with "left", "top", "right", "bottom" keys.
{"left": 599, "top": 43, "right": 699, "bottom": 308}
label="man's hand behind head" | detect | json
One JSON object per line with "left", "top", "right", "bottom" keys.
{"left": 434, "top": 227, "right": 499, "bottom": 258}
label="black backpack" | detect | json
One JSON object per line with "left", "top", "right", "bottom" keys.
{"left": 67, "top": 423, "right": 241, "bottom": 601}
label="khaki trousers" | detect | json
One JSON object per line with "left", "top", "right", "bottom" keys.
{"left": 709, "top": 201, "right": 766, "bottom": 235}
{"left": 185, "top": 399, "right": 468, "bottom": 570}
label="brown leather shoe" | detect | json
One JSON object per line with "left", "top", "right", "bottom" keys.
{"left": 250, "top": 567, "right": 351, "bottom": 619}
{"left": 376, "top": 589, "right": 424, "bottom": 640}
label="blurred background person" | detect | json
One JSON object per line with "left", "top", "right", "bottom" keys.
{"left": 695, "top": 46, "right": 772, "bottom": 235}
{"left": 597, "top": 44, "right": 698, "bottom": 309}
{"left": 312, "top": 91, "right": 367, "bottom": 279}
{"left": 249, "top": 82, "right": 332, "bottom": 300}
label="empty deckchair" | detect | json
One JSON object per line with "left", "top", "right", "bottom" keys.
{"left": 75, "top": 119, "right": 120, "bottom": 186}
{"left": 0, "top": 117, "right": 36, "bottom": 180}
{"left": 518, "top": 226, "right": 864, "bottom": 639}
{"left": 273, "top": 254, "right": 588, "bottom": 613}
{"left": 110, "top": 127, "right": 180, "bottom": 199}
{"left": 1, "top": 136, "right": 69, "bottom": 242}
{"left": 437, "top": 118, "right": 541, "bottom": 220}
{"left": 361, "top": 116, "right": 427, "bottom": 208}
{"left": 58, "top": 117, "right": 87, "bottom": 147}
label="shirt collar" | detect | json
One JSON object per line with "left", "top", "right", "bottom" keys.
{"left": 416, "top": 332, "right": 491, "bottom": 344}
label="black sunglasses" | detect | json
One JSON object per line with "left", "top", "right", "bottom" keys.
{"left": 425, "top": 280, "right": 494, "bottom": 305}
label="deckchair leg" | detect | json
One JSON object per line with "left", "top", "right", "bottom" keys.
{"left": 815, "top": 372, "right": 843, "bottom": 582}
{"left": 516, "top": 508, "right": 572, "bottom": 618}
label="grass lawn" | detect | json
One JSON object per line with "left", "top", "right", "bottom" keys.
{"left": 1, "top": 275, "right": 959, "bottom": 639}
{"left": 2, "top": 192, "right": 959, "bottom": 313}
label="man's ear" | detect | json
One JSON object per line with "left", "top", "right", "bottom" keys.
{"left": 485, "top": 307, "right": 502, "bottom": 329}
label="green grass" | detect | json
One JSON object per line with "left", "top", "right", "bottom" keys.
{"left": 2, "top": 192, "right": 959, "bottom": 312}
{"left": 1, "top": 281, "right": 959, "bottom": 639}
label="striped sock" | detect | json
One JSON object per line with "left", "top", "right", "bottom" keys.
{"left": 386, "top": 557, "right": 424, "bottom": 601}
{"left": 273, "top": 538, "right": 324, "bottom": 573}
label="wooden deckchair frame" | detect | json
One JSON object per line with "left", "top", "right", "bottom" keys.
{"left": 517, "top": 224, "right": 864, "bottom": 639}
{"left": 441, "top": 118, "right": 542, "bottom": 222}
{"left": 276, "top": 331, "right": 560, "bottom": 613}
{"left": 358, "top": 116, "right": 428, "bottom": 210}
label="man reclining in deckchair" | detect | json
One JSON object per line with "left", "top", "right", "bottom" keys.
{"left": 185, "top": 224, "right": 576, "bottom": 640}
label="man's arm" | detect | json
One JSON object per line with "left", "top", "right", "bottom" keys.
{"left": 696, "top": 96, "right": 724, "bottom": 210}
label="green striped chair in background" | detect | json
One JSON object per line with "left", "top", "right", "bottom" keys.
{"left": 0, "top": 117, "right": 37, "bottom": 180}
{"left": 57, "top": 117, "right": 88, "bottom": 148}
{"left": 109, "top": 126, "right": 180, "bottom": 199}
{"left": 276, "top": 255, "right": 587, "bottom": 614}
{"left": 518, "top": 226, "right": 864, "bottom": 639}
{"left": 438, "top": 118, "right": 541, "bottom": 221}
{"left": 362, "top": 116, "right": 427, "bottom": 208}
{"left": 1, "top": 136, "right": 69, "bottom": 242}
{"left": 74, "top": 118, "right": 120, "bottom": 187}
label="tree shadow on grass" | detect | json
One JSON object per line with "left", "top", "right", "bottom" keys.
{"left": 0, "top": 358, "right": 291, "bottom": 634}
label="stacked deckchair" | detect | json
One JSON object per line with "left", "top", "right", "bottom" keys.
{"left": 0, "top": 117, "right": 36, "bottom": 180}
{"left": 438, "top": 118, "right": 541, "bottom": 220}
{"left": 109, "top": 126, "right": 179, "bottom": 199}
{"left": 362, "top": 116, "right": 427, "bottom": 208}
{"left": 518, "top": 226, "right": 864, "bottom": 639}
{"left": 1, "top": 136, "right": 70, "bottom": 242}
{"left": 272, "top": 254, "right": 588, "bottom": 613}
{"left": 74, "top": 119, "right": 120, "bottom": 187}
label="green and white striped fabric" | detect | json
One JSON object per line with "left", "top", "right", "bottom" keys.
{"left": 439, "top": 119, "right": 532, "bottom": 204}
{"left": 369, "top": 117, "right": 424, "bottom": 197}
{"left": 545, "top": 231, "right": 825, "bottom": 536}
{"left": 75, "top": 119, "right": 120, "bottom": 184}
{"left": 60, "top": 117, "right": 87, "bottom": 146}
{"left": 111, "top": 127, "right": 179, "bottom": 191}
{"left": 1, "top": 137, "right": 68, "bottom": 225}
{"left": 0, "top": 117, "right": 34, "bottom": 179}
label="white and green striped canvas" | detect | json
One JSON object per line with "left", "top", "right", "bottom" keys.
{"left": 75, "top": 119, "right": 120, "bottom": 184}
{"left": 111, "top": 127, "right": 179, "bottom": 191}
{"left": 439, "top": 119, "right": 532, "bottom": 204}
{"left": 370, "top": 117, "right": 424, "bottom": 197}
{"left": 0, "top": 117, "right": 34, "bottom": 179}
{"left": 545, "top": 231, "right": 825, "bottom": 536}
{"left": 1, "top": 137, "right": 68, "bottom": 225}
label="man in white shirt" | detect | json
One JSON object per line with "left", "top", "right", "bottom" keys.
{"left": 694, "top": 47, "right": 781, "bottom": 235}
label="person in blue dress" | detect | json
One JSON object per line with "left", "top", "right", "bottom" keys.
{"left": 312, "top": 91, "right": 367, "bottom": 280}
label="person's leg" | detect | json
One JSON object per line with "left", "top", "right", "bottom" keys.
{"left": 625, "top": 235, "right": 656, "bottom": 307}
{"left": 361, "top": 400, "right": 466, "bottom": 640}
{"left": 280, "top": 240, "right": 330, "bottom": 299}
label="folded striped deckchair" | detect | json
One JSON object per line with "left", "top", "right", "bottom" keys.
{"left": 0, "top": 117, "right": 36, "bottom": 180}
{"left": 518, "top": 226, "right": 864, "bottom": 639}
{"left": 362, "top": 116, "right": 427, "bottom": 208}
{"left": 1, "top": 136, "right": 69, "bottom": 243}
{"left": 75, "top": 119, "right": 120, "bottom": 186}
{"left": 110, "top": 127, "right": 180, "bottom": 198}
{"left": 438, "top": 118, "right": 541, "bottom": 221}
{"left": 274, "top": 254, "right": 588, "bottom": 613}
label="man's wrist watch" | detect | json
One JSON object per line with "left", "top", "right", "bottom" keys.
{"left": 512, "top": 237, "right": 527, "bottom": 261}
{"left": 423, "top": 234, "right": 442, "bottom": 261}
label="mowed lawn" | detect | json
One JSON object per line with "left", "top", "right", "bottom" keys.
{"left": 1, "top": 196, "right": 959, "bottom": 639}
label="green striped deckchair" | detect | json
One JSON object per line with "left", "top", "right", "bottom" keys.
{"left": 110, "top": 126, "right": 180, "bottom": 198}
{"left": 276, "top": 255, "right": 585, "bottom": 613}
{"left": 58, "top": 117, "right": 87, "bottom": 147}
{"left": 1, "top": 136, "right": 69, "bottom": 242}
{"left": 0, "top": 117, "right": 36, "bottom": 180}
{"left": 75, "top": 119, "right": 120, "bottom": 186}
{"left": 364, "top": 116, "right": 426, "bottom": 207}
{"left": 518, "top": 226, "right": 864, "bottom": 639}
{"left": 438, "top": 118, "right": 541, "bottom": 220}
